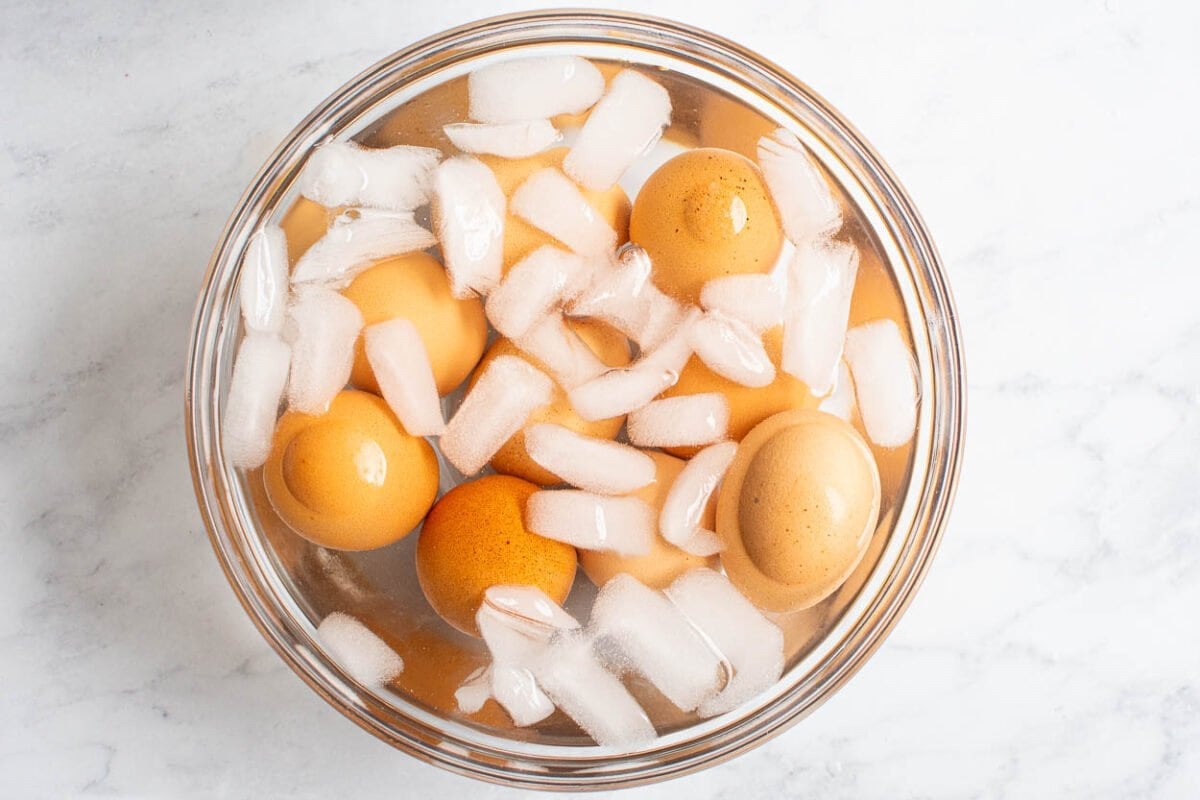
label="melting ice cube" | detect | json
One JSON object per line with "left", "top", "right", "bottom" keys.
{"left": 524, "top": 422, "right": 656, "bottom": 495}
{"left": 757, "top": 128, "right": 842, "bottom": 244}
{"left": 468, "top": 56, "right": 605, "bottom": 124}
{"left": 291, "top": 208, "right": 436, "bottom": 287}
{"left": 690, "top": 311, "right": 776, "bottom": 389}
{"left": 239, "top": 226, "right": 288, "bottom": 334}
{"left": 485, "top": 245, "right": 590, "bottom": 339}
{"left": 526, "top": 491, "right": 655, "bottom": 555}
{"left": 223, "top": 332, "right": 290, "bottom": 468}
{"left": 285, "top": 287, "right": 362, "bottom": 415}
{"left": 563, "top": 69, "right": 673, "bottom": 191}
{"left": 781, "top": 240, "right": 859, "bottom": 396}
{"left": 666, "top": 569, "right": 784, "bottom": 717}
{"left": 699, "top": 273, "right": 786, "bottom": 333}
{"left": 298, "top": 140, "right": 440, "bottom": 212}
{"left": 626, "top": 394, "right": 729, "bottom": 449}
{"left": 444, "top": 120, "right": 562, "bottom": 159}
{"left": 440, "top": 354, "right": 554, "bottom": 475}
{"left": 659, "top": 441, "right": 738, "bottom": 556}
{"left": 514, "top": 313, "right": 608, "bottom": 390}
{"left": 432, "top": 156, "right": 507, "bottom": 298}
{"left": 531, "top": 630, "right": 656, "bottom": 748}
{"left": 818, "top": 359, "right": 857, "bottom": 421}
{"left": 364, "top": 318, "right": 446, "bottom": 436}
{"left": 316, "top": 612, "right": 405, "bottom": 687}
{"left": 511, "top": 167, "right": 617, "bottom": 258}
{"left": 843, "top": 319, "right": 918, "bottom": 447}
{"left": 590, "top": 574, "right": 724, "bottom": 712}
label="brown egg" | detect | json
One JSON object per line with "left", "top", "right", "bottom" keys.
{"left": 717, "top": 409, "right": 881, "bottom": 612}
{"left": 629, "top": 148, "right": 783, "bottom": 304}
{"left": 340, "top": 252, "right": 488, "bottom": 396}
{"left": 480, "top": 147, "right": 631, "bottom": 273}
{"left": 280, "top": 196, "right": 333, "bottom": 266}
{"left": 416, "top": 475, "right": 577, "bottom": 636}
{"left": 263, "top": 390, "right": 439, "bottom": 551}
{"left": 660, "top": 327, "right": 819, "bottom": 458}
{"left": 470, "top": 320, "right": 632, "bottom": 486}
{"left": 579, "top": 451, "right": 718, "bottom": 589}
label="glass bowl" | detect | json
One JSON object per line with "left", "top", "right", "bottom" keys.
{"left": 185, "top": 9, "right": 965, "bottom": 790}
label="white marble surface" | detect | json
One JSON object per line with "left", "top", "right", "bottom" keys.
{"left": 3, "top": 1, "right": 1198, "bottom": 797}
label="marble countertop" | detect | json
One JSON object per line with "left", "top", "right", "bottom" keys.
{"left": 3, "top": 1, "right": 1197, "bottom": 797}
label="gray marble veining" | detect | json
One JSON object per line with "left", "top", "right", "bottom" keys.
{"left": 2, "top": 0, "right": 1198, "bottom": 797}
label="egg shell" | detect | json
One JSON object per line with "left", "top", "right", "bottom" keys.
{"left": 717, "top": 409, "right": 880, "bottom": 612}
{"left": 579, "top": 450, "right": 718, "bottom": 589}
{"left": 479, "top": 147, "right": 630, "bottom": 273}
{"left": 416, "top": 475, "right": 578, "bottom": 636}
{"left": 341, "top": 252, "right": 488, "bottom": 396}
{"left": 470, "top": 320, "right": 632, "bottom": 486}
{"left": 659, "top": 326, "right": 819, "bottom": 458}
{"left": 629, "top": 148, "right": 783, "bottom": 304}
{"left": 263, "top": 390, "right": 440, "bottom": 551}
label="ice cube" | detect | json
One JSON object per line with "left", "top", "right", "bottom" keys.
{"left": 431, "top": 156, "right": 507, "bottom": 298}
{"left": 511, "top": 168, "right": 617, "bottom": 258}
{"left": 569, "top": 245, "right": 680, "bottom": 347}
{"left": 757, "top": 128, "right": 842, "bottom": 244}
{"left": 239, "top": 226, "right": 288, "bottom": 334}
{"left": 659, "top": 441, "right": 738, "bottom": 555}
{"left": 843, "top": 320, "right": 918, "bottom": 447}
{"left": 690, "top": 311, "right": 776, "bottom": 388}
{"left": 444, "top": 119, "right": 562, "bottom": 159}
{"left": 490, "top": 665, "right": 556, "bottom": 727}
{"left": 455, "top": 665, "right": 492, "bottom": 714}
{"left": 818, "top": 359, "right": 856, "bottom": 421}
{"left": 514, "top": 313, "right": 608, "bottom": 390}
{"left": 626, "top": 393, "right": 729, "bottom": 449}
{"left": 440, "top": 354, "right": 554, "bottom": 475}
{"left": 781, "top": 240, "right": 859, "bottom": 396}
{"left": 316, "top": 612, "right": 405, "bottom": 687}
{"left": 285, "top": 287, "right": 363, "bottom": 414}
{"left": 531, "top": 630, "right": 656, "bottom": 748}
{"left": 666, "top": 569, "right": 784, "bottom": 717}
{"left": 364, "top": 319, "right": 446, "bottom": 436}
{"left": 590, "top": 574, "right": 723, "bottom": 712}
{"left": 526, "top": 490, "right": 655, "bottom": 555}
{"left": 566, "top": 308, "right": 698, "bottom": 421}
{"left": 563, "top": 70, "right": 672, "bottom": 191}
{"left": 485, "top": 245, "right": 590, "bottom": 339}
{"left": 477, "top": 584, "right": 580, "bottom": 668}
{"left": 524, "top": 423, "right": 656, "bottom": 494}
{"left": 298, "top": 140, "right": 440, "bottom": 212}
{"left": 223, "top": 332, "right": 291, "bottom": 468}
{"left": 699, "top": 274, "right": 786, "bottom": 333}
{"left": 469, "top": 56, "right": 605, "bottom": 124}
{"left": 291, "top": 208, "right": 437, "bottom": 286}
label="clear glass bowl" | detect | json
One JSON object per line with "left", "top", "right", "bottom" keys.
{"left": 185, "top": 10, "right": 965, "bottom": 790}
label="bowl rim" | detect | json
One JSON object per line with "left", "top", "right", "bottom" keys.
{"left": 185, "top": 8, "right": 966, "bottom": 790}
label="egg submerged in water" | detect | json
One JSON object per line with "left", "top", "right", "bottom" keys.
{"left": 717, "top": 409, "right": 881, "bottom": 612}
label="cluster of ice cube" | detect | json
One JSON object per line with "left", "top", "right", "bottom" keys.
{"left": 456, "top": 570, "right": 783, "bottom": 749}
{"left": 222, "top": 52, "right": 929, "bottom": 748}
